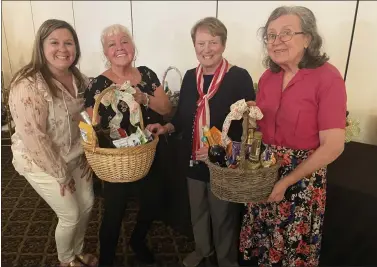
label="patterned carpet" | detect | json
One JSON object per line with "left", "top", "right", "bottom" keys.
{"left": 1, "top": 145, "right": 195, "bottom": 267}
{"left": 3, "top": 142, "right": 377, "bottom": 266}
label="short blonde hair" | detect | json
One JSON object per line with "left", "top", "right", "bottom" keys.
{"left": 100, "top": 24, "right": 135, "bottom": 50}
{"left": 191, "top": 17, "right": 227, "bottom": 46}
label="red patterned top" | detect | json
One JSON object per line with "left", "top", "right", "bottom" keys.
{"left": 256, "top": 62, "right": 347, "bottom": 150}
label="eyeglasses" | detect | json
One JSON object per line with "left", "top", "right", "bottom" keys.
{"left": 264, "top": 30, "right": 305, "bottom": 44}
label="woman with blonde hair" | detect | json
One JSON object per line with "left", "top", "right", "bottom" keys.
{"left": 84, "top": 24, "right": 171, "bottom": 266}
{"left": 9, "top": 19, "right": 97, "bottom": 267}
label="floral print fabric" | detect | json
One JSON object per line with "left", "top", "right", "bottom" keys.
{"left": 84, "top": 66, "right": 164, "bottom": 133}
{"left": 9, "top": 72, "right": 91, "bottom": 185}
{"left": 239, "top": 145, "right": 327, "bottom": 267}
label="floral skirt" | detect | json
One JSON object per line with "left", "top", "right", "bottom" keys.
{"left": 239, "top": 145, "right": 327, "bottom": 267}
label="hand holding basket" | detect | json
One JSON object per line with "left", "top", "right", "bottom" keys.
{"left": 82, "top": 85, "right": 159, "bottom": 183}
{"left": 206, "top": 99, "right": 281, "bottom": 203}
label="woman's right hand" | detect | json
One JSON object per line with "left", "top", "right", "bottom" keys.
{"left": 60, "top": 178, "right": 76, "bottom": 197}
{"left": 146, "top": 123, "right": 167, "bottom": 135}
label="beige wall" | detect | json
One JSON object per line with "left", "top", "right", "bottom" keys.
{"left": 2, "top": 1, "right": 35, "bottom": 85}
{"left": 343, "top": 1, "right": 377, "bottom": 145}
{"left": 1, "top": 1, "right": 376, "bottom": 145}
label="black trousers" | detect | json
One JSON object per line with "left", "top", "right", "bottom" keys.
{"left": 98, "top": 140, "right": 166, "bottom": 266}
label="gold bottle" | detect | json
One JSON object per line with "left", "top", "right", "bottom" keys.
{"left": 245, "top": 128, "right": 254, "bottom": 159}
{"left": 250, "top": 131, "right": 262, "bottom": 161}
{"left": 247, "top": 131, "right": 263, "bottom": 170}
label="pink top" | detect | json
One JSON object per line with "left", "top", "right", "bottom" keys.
{"left": 9, "top": 72, "right": 90, "bottom": 184}
{"left": 256, "top": 62, "right": 347, "bottom": 150}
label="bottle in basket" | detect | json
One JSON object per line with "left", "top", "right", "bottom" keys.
{"left": 80, "top": 111, "right": 116, "bottom": 148}
{"left": 80, "top": 111, "right": 92, "bottom": 125}
{"left": 203, "top": 126, "right": 228, "bottom": 168}
{"left": 245, "top": 128, "right": 254, "bottom": 160}
{"left": 247, "top": 131, "right": 263, "bottom": 170}
{"left": 94, "top": 125, "right": 117, "bottom": 148}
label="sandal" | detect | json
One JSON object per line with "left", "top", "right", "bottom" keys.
{"left": 76, "top": 253, "right": 98, "bottom": 267}
{"left": 59, "top": 259, "right": 84, "bottom": 267}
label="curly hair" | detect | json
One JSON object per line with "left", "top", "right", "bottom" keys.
{"left": 261, "top": 6, "right": 329, "bottom": 73}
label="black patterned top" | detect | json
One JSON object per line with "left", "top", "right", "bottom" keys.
{"left": 84, "top": 66, "right": 164, "bottom": 132}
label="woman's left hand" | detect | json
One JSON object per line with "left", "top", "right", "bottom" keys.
{"left": 196, "top": 146, "right": 209, "bottom": 161}
{"left": 267, "top": 178, "right": 289, "bottom": 202}
{"left": 59, "top": 178, "right": 76, "bottom": 197}
{"left": 132, "top": 87, "right": 147, "bottom": 105}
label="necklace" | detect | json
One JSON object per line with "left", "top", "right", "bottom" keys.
{"left": 111, "top": 68, "right": 135, "bottom": 85}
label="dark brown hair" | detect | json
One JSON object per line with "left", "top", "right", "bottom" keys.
{"left": 10, "top": 19, "right": 85, "bottom": 96}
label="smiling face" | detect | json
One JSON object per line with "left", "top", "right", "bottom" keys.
{"left": 266, "top": 14, "right": 310, "bottom": 67}
{"left": 43, "top": 28, "right": 76, "bottom": 73}
{"left": 103, "top": 32, "right": 135, "bottom": 68}
{"left": 194, "top": 27, "right": 225, "bottom": 72}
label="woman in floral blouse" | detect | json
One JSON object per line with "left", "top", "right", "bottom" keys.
{"left": 84, "top": 24, "right": 171, "bottom": 266}
{"left": 8, "top": 19, "right": 97, "bottom": 267}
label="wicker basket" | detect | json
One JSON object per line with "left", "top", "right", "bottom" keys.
{"left": 82, "top": 86, "right": 159, "bottom": 183}
{"left": 162, "top": 66, "right": 182, "bottom": 122}
{"left": 206, "top": 111, "right": 280, "bottom": 203}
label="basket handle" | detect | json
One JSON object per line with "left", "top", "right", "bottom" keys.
{"left": 220, "top": 99, "right": 263, "bottom": 170}
{"left": 162, "top": 66, "right": 183, "bottom": 91}
{"left": 238, "top": 111, "right": 250, "bottom": 170}
{"left": 91, "top": 85, "right": 144, "bottom": 149}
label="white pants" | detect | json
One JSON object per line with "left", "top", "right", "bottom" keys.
{"left": 23, "top": 159, "right": 94, "bottom": 263}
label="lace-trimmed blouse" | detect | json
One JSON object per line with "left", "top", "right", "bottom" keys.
{"left": 9, "top": 72, "right": 90, "bottom": 184}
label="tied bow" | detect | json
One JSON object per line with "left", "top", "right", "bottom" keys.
{"left": 94, "top": 81, "right": 141, "bottom": 139}
{"left": 221, "top": 99, "right": 263, "bottom": 146}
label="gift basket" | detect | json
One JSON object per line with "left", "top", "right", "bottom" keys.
{"left": 345, "top": 111, "right": 360, "bottom": 143}
{"left": 80, "top": 82, "right": 159, "bottom": 183}
{"left": 162, "top": 66, "right": 182, "bottom": 122}
{"left": 204, "top": 99, "right": 281, "bottom": 203}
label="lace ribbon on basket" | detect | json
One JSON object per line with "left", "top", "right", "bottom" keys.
{"left": 221, "top": 99, "right": 263, "bottom": 146}
{"left": 94, "top": 80, "right": 141, "bottom": 139}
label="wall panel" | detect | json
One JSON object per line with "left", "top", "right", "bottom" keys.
{"left": 2, "top": 1, "right": 35, "bottom": 75}
{"left": 2, "top": 21, "right": 12, "bottom": 88}
{"left": 1, "top": 0, "right": 376, "bottom": 145}
{"left": 132, "top": 1, "right": 217, "bottom": 91}
{"left": 345, "top": 1, "right": 377, "bottom": 145}
{"left": 73, "top": 1, "right": 132, "bottom": 77}
{"left": 218, "top": 1, "right": 356, "bottom": 81}
{"left": 30, "top": 1, "right": 75, "bottom": 33}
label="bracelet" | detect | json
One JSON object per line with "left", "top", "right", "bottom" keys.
{"left": 164, "top": 123, "right": 174, "bottom": 135}
{"left": 143, "top": 93, "right": 150, "bottom": 108}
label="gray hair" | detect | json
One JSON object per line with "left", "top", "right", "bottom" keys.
{"left": 100, "top": 24, "right": 137, "bottom": 67}
{"left": 261, "top": 6, "right": 329, "bottom": 72}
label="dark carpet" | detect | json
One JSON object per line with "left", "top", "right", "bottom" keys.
{"left": 1, "top": 145, "right": 195, "bottom": 267}
{"left": 2, "top": 141, "right": 377, "bottom": 266}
